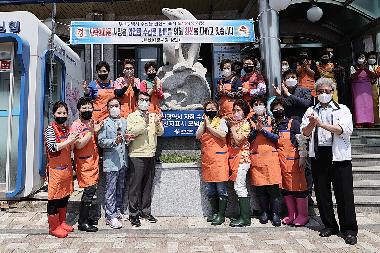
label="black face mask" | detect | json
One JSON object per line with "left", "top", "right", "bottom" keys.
{"left": 55, "top": 116, "right": 67, "bottom": 124}
{"left": 98, "top": 74, "right": 108, "bottom": 81}
{"left": 244, "top": 66, "right": 254, "bottom": 74}
{"left": 272, "top": 110, "right": 285, "bottom": 120}
{"left": 205, "top": 110, "right": 217, "bottom": 119}
{"left": 147, "top": 73, "right": 156, "bottom": 79}
{"left": 321, "top": 59, "right": 329, "bottom": 64}
{"left": 81, "top": 111, "right": 93, "bottom": 120}
{"left": 234, "top": 69, "right": 242, "bottom": 76}
{"left": 299, "top": 55, "right": 308, "bottom": 61}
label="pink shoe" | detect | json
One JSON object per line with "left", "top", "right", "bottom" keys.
{"left": 282, "top": 195, "right": 297, "bottom": 225}
{"left": 58, "top": 208, "right": 74, "bottom": 232}
{"left": 294, "top": 197, "right": 309, "bottom": 226}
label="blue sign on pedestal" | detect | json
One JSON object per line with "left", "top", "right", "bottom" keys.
{"left": 162, "top": 110, "right": 203, "bottom": 137}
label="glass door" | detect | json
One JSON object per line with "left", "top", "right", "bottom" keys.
{"left": 0, "top": 43, "right": 21, "bottom": 193}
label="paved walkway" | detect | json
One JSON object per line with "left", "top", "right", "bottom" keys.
{"left": 1, "top": 205, "right": 380, "bottom": 253}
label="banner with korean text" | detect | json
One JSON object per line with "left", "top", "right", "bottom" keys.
{"left": 70, "top": 19, "right": 255, "bottom": 44}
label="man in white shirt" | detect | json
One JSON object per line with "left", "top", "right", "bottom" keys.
{"left": 301, "top": 78, "right": 358, "bottom": 245}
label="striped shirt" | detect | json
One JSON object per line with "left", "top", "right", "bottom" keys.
{"left": 44, "top": 125, "right": 58, "bottom": 153}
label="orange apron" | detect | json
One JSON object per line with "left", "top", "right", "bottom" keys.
{"left": 297, "top": 64, "right": 316, "bottom": 97}
{"left": 120, "top": 78, "right": 140, "bottom": 118}
{"left": 200, "top": 127, "right": 229, "bottom": 182}
{"left": 277, "top": 120, "right": 307, "bottom": 192}
{"left": 46, "top": 122, "right": 74, "bottom": 200}
{"left": 242, "top": 81, "right": 252, "bottom": 106}
{"left": 249, "top": 118, "right": 282, "bottom": 186}
{"left": 73, "top": 121, "right": 100, "bottom": 188}
{"left": 218, "top": 83, "right": 236, "bottom": 118}
{"left": 228, "top": 145, "right": 242, "bottom": 182}
{"left": 92, "top": 82, "right": 115, "bottom": 123}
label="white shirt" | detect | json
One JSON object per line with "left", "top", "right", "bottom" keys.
{"left": 316, "top": 102, "right": 335, "bottom": 146}
{"left": 301, "top": 102, "right": 353, "bottom": 162}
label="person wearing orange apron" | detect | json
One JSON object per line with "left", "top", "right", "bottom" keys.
{"left": 196, "top": 101, "right": 229, "bottom": 225}
{"left": 248, "top": 96, "right": 282, "bottom": 227}
{"left": 318, "top": 50, "right": 339, "bottom": 102}
{"left": 241, "top": 56, "right": 267, "bottom": 108}
{"left": 139, "top": 61, "right": 164, "bottom": 114}
{"left": 296, "top": 50, "right": 318, "bottom": 98}
{"left": 83, "top": 61, "right": 115, "bottom": 123}
{"left": 114, "top": 59, "right": 141, "bottom": 118}
{"left": 270, "top": 98, "right": 309, "bottom": 227}
{"left": 45, "top": 101, "right": 79, "bottom": 238}
{"left": 227, "top": 99, "right": 252, "bottom": 227}
{"left": 368, "top": 51, "right": 380, "bottom": 124}
{"left": 71, "top": 97, "right": 103, "bottom": 232}
{"left": 217, "top": 59, "right": 244, "bottom": 118}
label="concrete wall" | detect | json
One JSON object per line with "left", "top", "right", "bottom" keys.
{"left": 96, "top": 163, "right": 260, "bottom": 217}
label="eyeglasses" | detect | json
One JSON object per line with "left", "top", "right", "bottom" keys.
{"left": 124, "top": 67, "right": 134, "bottom": 70}
{"left": 138, "top": 98, "right": 150, "bottom": 102}
{"left": 317, "top": 89, "right": 333, "bottom": 94}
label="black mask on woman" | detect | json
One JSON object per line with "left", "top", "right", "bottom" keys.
{"left": 55, "top": 117, "right": 67, "bottom": 124}
{"left": 321, "top": 59, "right": 329, "bottom": 64}
{"left": 98, "top": 74, "right": 108, "bottom": 81}
{"left": 272, "top": 110, "right": 285, "bottom": 120}
{"left": 147, "top": 73, "right": 156, "bottom": 79}
{"left": 243, "top": 66, "right": 254, "bottom": 74}
{"left": 205, "top": 111, "right": 217, "bottom": 119}
{"left": 81, "top": 111, "right": 93, "bottom": 120}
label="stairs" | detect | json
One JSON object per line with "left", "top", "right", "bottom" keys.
{"left": 351, "top": 128, "right": 380, "bottom": 211}
{"left": 313, "top": 128, "right": 380, "bottom": 212}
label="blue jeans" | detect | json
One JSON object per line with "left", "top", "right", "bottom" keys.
{"left": 205, "top": 182, "right": 228, "bottom": 198}
{"left": 104, "top": 166, "right": 127, "bottom": 220}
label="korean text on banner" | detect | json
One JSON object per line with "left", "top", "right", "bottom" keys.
{"left": 70, "top": 20, "right": 255, "bottom": 44}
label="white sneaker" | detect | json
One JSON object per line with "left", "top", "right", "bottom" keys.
{"left": 117, "top": 213, "right": 129, "bottom": 221}
{"left": 106, "top": 218, "right": 123, "bottom": 229}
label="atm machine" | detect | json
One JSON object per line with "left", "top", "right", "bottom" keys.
{"left": 0, "top": 11, "right": 82, "bottom": 199}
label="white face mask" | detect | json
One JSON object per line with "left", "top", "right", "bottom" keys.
{"left": 233, "top": 113, "right": 243, "bottom": 121}
{"left": 109, "top": 107, "right": 120, "bottom": 118}
{"left": 318, "top": 93, "right": 333, "bottom": 104}
{"left": 285, "top": 78, "right": 298, "bottom": 88}
{"left": 368, "top": 59, "right": 377, "bottom": 65}
{"left": 357, "top": 59, "right": 365, "bottom": 65}
{"left": 138, "top": 100, "right": 150, "bottom": 111}
{"left": 282, "top": 65, "right": 289, "bottom": 72}
{"left": 222, "top": 69, "right": 232, "bottom": 77}
{"left": 253, "top": 105, "right": 266, "bottom": 115}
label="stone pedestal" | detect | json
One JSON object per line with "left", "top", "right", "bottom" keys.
{"left": 150, "top": 163, "right": 259, "bottom": 217}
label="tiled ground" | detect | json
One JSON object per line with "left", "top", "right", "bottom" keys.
{"left": 1, "top": 209, "right": 380, "bottom": 253}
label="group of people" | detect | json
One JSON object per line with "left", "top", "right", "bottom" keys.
{"left": 45, "top": 50, "right": 360, "bottom": 245}
{"left": 197, "top": 53, "right": 358, "bottom": 245}
{"left": 282, "top": 49, "right": 380, "bottom": 128}
{"left": 44, "top": 60, "right": 164, "bottom": 238}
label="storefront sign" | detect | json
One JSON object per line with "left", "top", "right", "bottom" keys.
{"left": 0, "top": 21, "right": 20, "bottom": 33}
{"left": 70, "top": 19, "right": 255, "bottom": 44}
{"left": 0, "top": 60, "right": 11, "bottom": 71}
{"left": 162, "top": 110, "right": 203, "bottom": 137}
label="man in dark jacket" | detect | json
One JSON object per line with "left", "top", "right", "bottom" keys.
{"left": 274, "top": 69, "right": 314, "bottom": 204}
{"left": 275, "top": 69, "right": 313, "bottom": 121}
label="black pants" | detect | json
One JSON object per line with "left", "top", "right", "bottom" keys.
{"left": 81, "top": 184, "right": 98, "bottom": 221}
{"left": 312, "top": 147, "right": 358, "bottom": 236}
{"left": 47, "top": 196, "right": 69, "bottom": 215}
{"left": 256, "top": 184, "right": 280, "bottom": 200}
{"left": 128, "top": 157, "right": 155, "bottom": 218}
{"left": 282, "top": 190, "right": 308, "bottom": 198}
